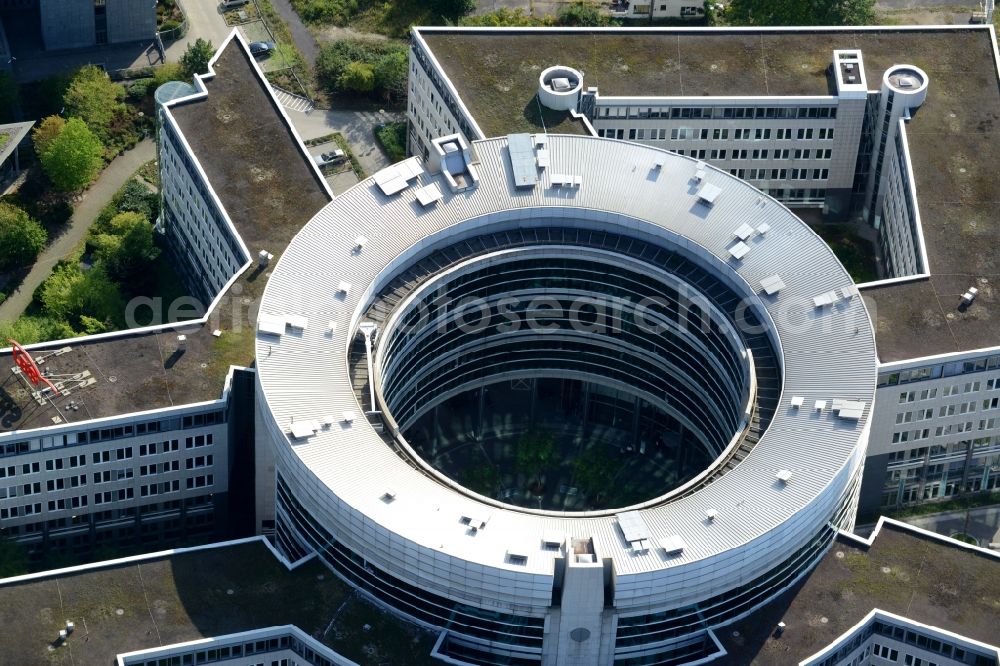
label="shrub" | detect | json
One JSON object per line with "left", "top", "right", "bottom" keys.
{"left": 91, "top": 211, "right": 161, "bottom": 283}
{"left": 375, "top": 121, "right": 407, "bottom": 163}
{"left": 152, "top": 62, "right": 186, "bottom": 90}
{"left": 339, "top": 61, "right": 375, "bottom": 93}
{"left": 126, "top": 78, "right": 155, "bottom": 101}
{"left": 39, "top": 263, "right": 124, "bottom": 331}
{"left": 316, "top": 39, "right": 408, "bottom": 100}
{"left": 114, "top": 178, "right": 159, "bottom": 221}
{"left": 0, "top": 315, "right": 76, "bottom": 345}
{"left": 0, "top": 201, "right": 47, "bottom": 272}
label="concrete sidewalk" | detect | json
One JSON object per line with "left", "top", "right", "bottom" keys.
{"left": 0, "top": 139, "right": 156, "bottom": 324}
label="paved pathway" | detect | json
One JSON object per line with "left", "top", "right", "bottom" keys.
{"left": 287, "top": 107, "right": 404, "bottom": 176}
{"left": 0, "top": 140, "right": 156, "bottom": 323}
{"left": 164, "top": 0, "right": 235, "bottom": 63}
{"left": 269, "top": 0, "right": 321, "bottom": 64}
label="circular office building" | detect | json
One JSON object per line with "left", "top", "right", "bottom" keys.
{"left": 255, "top": 134, "right": 877, "bottom": 666}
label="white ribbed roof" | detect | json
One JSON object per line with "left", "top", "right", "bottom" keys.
{"left": 256, "top": 135, "right": 877, "bottom": 576}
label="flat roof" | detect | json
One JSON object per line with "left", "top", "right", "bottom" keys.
{"left": 255, "top": 133, "right": 876, "bottom": 576}
{"left": 722, "top": 522, "right": 1000, "bottom": 664}
{"left": 0, "top": 541, "right": 437, "bottom": 666}
{"left": 4, "top": 524, "right": 992, "bottom": 665}
{"left": 0, "top": 35, "right": 329, "bottom": 435}
{"left": 0, "top": 120, "right": 33, "bottom": 164}
{"left": 416, "top": 27, "right": 1000, "bottom": 364}
{"left": 168, "top": 39, "right": 331, "bottom": 253}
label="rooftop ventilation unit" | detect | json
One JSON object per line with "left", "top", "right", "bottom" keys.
{"left": 617, "top": 510, "right": 652, "bottom": 552}
{"left": 776, "top": 469, "right": 793, "bottom": 484}
{"left": 704, "top": 509, "right": 718, "bottom": 521}
{"left": 286, "top": 315, "right": 308, "bottom": 330}
{"left": 506, "top": 550, "right": 529, "bottom": 566}
{"left": 832, "top": 399, "right": 866, "bottom": 420}
{"left": 659, "top": 535, "right": 686, "bottom": 555}
{"left": 507, "top": 133, "right": 538, "bottom": 188}
{"left": 542, "top": 531, "right": 565, "bottom": 549}
{"left": 289, "top": 420, "right": 319, "bottom": 439}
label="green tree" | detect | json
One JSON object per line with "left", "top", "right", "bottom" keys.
{"left": 0, "top": 536, "right": 28, "bottom": 577}
{"left": 339, "top": 61, "right": 376, "bottom": 93}
{"left": 181, "top": 38, "right": 215, "bottom": 79}
{"left": 460, "top": 8, "right": 550, "bottom": 26}
{"left": 0, "top": 71, "right": 19, "bottom": 124}
{"left": 39, "top": 263, "right": 124, "bottom": 330}
{"left": 39, "top": 118, "right": 103, "bottom": 192}
{"left": 431, "top": 0, "right": 475, "bottom": 20}
{"left": 0, "top": 202, "right": 46, "bottom": 272}
{"left": 555, "top": 1, "right": 609, "bottom": 26}
{"left": 0, "top": 315, "right": 75, "bottom": 345}
{"left": 571, "top": 445, "right": 620, "bottom": 504}
{"left": 726, "top": 0, "right": 875, "bottom": 25}
{"left": 316, "top": 40, "right": 409, "bottom": 100}
{"left": 516, "top": 429, "right": 556, "bottom": 490}
{"left": 31, "top": 115, "right": 66, "bottom": 156}
{"left": 91, "top": 211, "right": 161, "bottom": 282}
{"left": 62, "top": 65, "right": 126, "bottom": 140}
{"left": 374, "top": 51, "right": 408, "bottom": 103}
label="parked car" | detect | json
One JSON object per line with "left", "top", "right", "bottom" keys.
{"left": 313, "top": 150, "right": 346, "bottom": 166}
{"left": 249, "top": 41, "right": 276, "bottom": 57}
{"left": 221, "top": 0, "right": 250, "bottom": 9}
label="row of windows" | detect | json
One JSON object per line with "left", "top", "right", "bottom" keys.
{"left": 597, "top": 126, "right": 836, "bottom": 146}
{"left": 596, "top": 105, "right": 838, "bottom": 120}
{"left": 0, "top": 410, "right": 223, "bottom": 459}
{"left": 5, "top": 495, "right": 215, "bottom": 537}
{"left": 879, "top": 358, "right": 1000, "bottom": 387}
{"left": 122, "top": 634, "right": 339, "bottom": 666}
{"left": 728, "top": 168, "right": 829, "bottom": 181}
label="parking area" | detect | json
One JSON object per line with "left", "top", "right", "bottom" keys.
{"left": 307, "top": 140, "right": 360, "bottom": 195}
